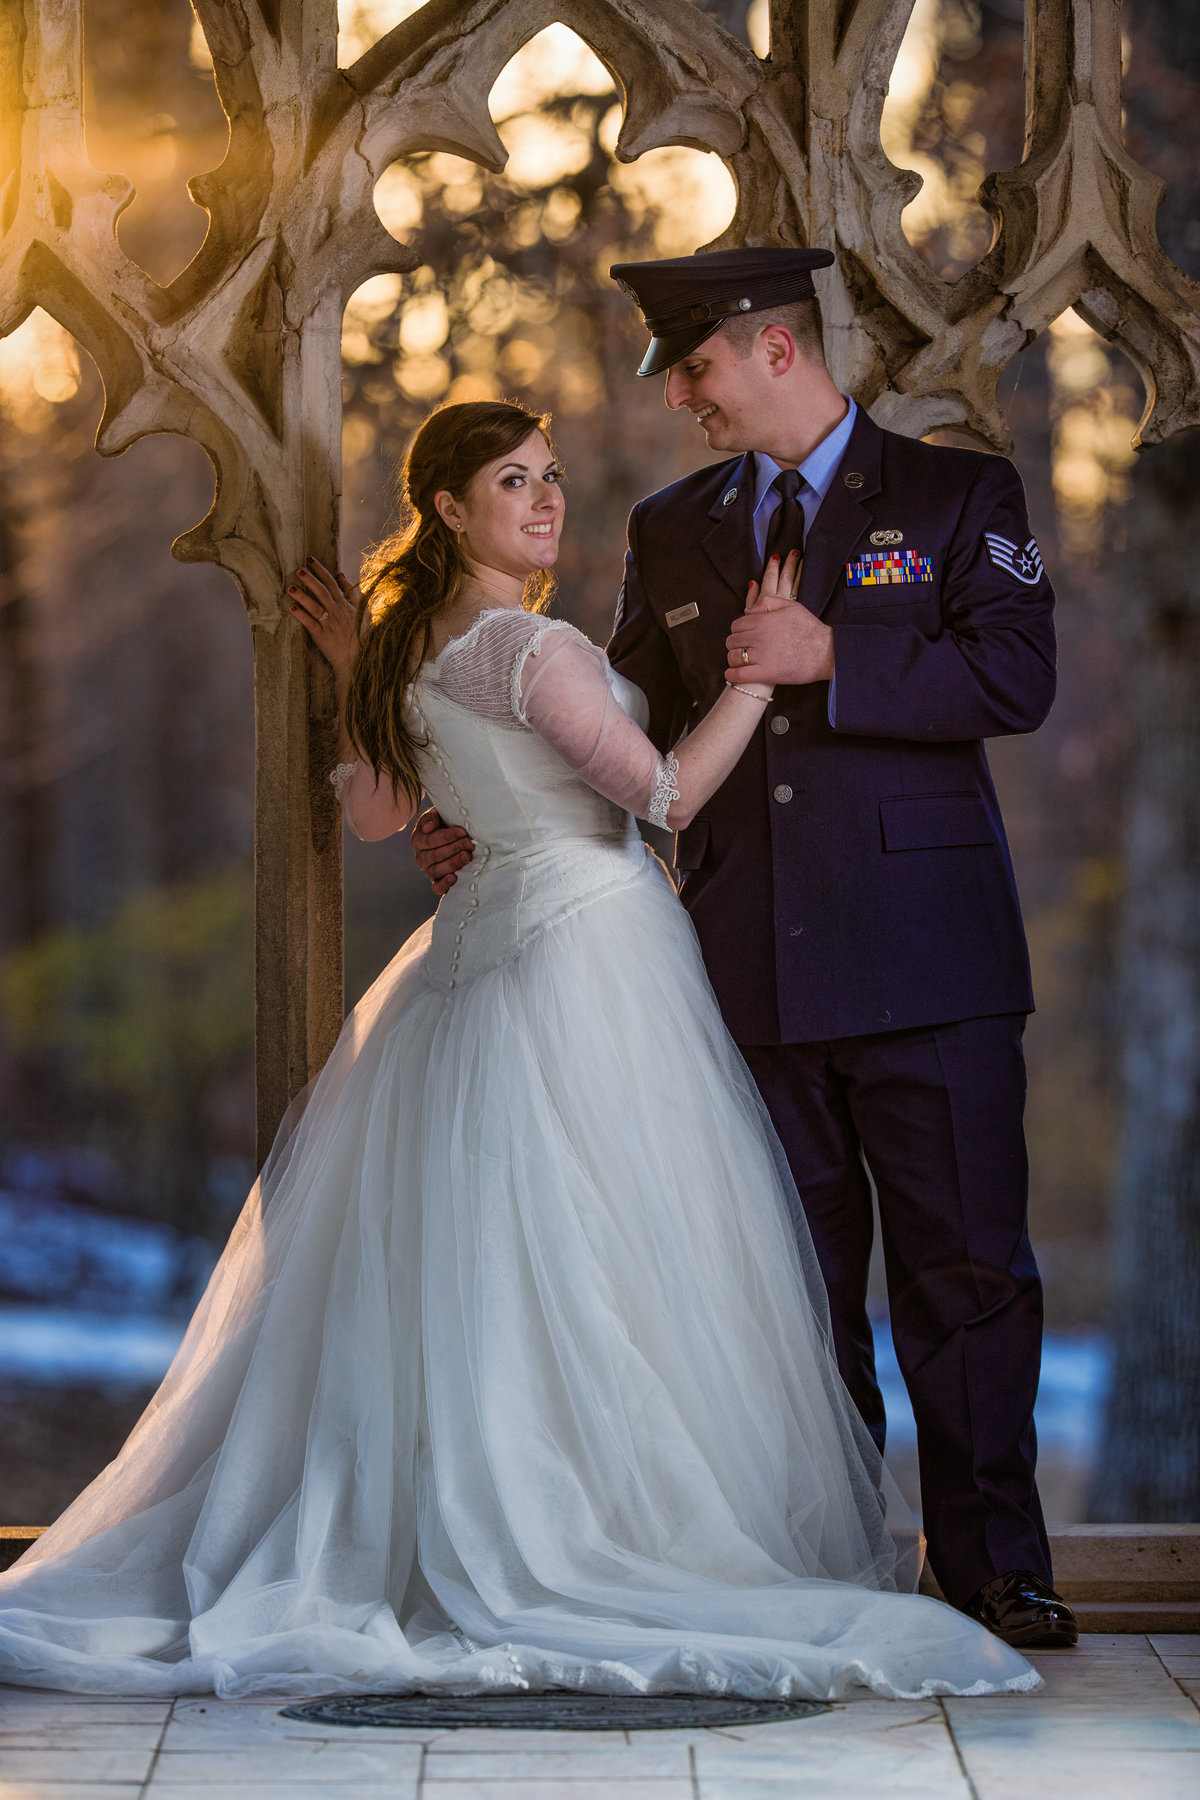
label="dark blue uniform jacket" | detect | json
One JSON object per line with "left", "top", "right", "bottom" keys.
{"left": 607, "top": 408, "right": 1056, "bottom": 1045}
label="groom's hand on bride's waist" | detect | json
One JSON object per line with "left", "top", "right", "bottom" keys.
{"left": 413, "top": 808, "right": 474, "bottom": 894}
{"left": 727, "top": 598, "right": 835, "bottom": 688}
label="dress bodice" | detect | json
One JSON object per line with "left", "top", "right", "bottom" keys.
{"left": 410, "top": 612, "right": 655, "bottom": 995}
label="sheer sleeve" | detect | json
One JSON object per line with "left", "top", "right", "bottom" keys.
{"left": 431, "top": 609, "right": 753, "bottom": 833}
{"left": 515, "top": 625, "right": 681, "bottom": 827}
{"left": 328, "top": 755, "right": 415, "bottom": 841}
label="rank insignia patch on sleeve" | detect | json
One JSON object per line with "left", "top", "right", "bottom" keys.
{"left": 984, "top": 533, "right": 1044, "bottom": 585}
{"left": 845, "top": 549, "right": 933, "bottom": 586}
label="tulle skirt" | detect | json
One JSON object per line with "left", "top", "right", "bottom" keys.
{"left": 0, "top": 852, "right": 1039, "bottom": 1699}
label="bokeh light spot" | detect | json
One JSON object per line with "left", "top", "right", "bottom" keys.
{"left": 880, "top": 0, "right": 993, "bottom": 278}
{"left": 338, "top": 0, "right": 428, "bottom": 63}
{"left": 608, "top": 147, "right": 737, "bottom": 257}
{"left": 342, "top": 275, "right": 404, "bottom": 366}
{"left": 499, "top": 112, "right": 595, "bottom": 189}
{"left": 1047, "top": 310, "right": 1141, "bottom": 555}
{"left": 0, "top": 311, "right": 82, "bottom": 429}
{"left": 488, "top": 24, "right": 614, "bottom": 120}
{"left": 374, "top": 164, "right": 424, "bottom": 241}
{"left": 399, "top": 292, "right": 450, "bottom": 356}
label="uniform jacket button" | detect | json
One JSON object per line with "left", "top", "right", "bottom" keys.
{"left": 773, "top": 784, "right": 794, "bottom": 804}
{"left": 770, "top": 715, "right": 790, "bottom": 735}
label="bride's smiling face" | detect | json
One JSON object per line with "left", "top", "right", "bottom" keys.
{"left": 436, "top": 430, "right": 565, "bottom": 579}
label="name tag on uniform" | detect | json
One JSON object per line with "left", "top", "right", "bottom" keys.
{"left": 845, "top": 550, "right": 933, "bottom": 586}
{"left": 666, "top": 602, "right": 700, "bottom": 627}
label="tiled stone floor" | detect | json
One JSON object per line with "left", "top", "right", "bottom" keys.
{"left": 0, "top": 1635, "right": 1197, "bottom": 1800}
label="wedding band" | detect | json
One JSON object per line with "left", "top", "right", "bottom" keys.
{"left": 740, "top": 646, "right": 750, "bottom": 666}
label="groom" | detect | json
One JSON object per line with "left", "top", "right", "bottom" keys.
{"left": 414, "top": 246, "right": 1076, "bottom": 1649}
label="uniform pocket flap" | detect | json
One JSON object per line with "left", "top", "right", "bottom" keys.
{"left": 844, "top": 585, "right": 936, "bottom": 605}
{"left": 879, "top": 793, "right": 994, "bottom": 852}
{"left": 674, "top": 818, "right": 711, "bottom": 871}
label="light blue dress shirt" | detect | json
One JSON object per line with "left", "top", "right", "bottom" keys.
{"left": 748, "top": 397, "right": 857, "bottom": 725}
{"left": 749, "top": 396, "right": 858, "bottom": 561}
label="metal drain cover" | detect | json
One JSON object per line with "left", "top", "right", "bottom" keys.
{"left": 281, "top": 1692, "right": 830, "bottom": 1731}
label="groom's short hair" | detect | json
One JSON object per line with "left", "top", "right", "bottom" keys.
{"left": 722, "top": 297, "right": 826, "bottom": 365}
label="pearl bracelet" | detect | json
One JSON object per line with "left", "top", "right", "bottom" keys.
{"left": 724, "top": 679, "right": 772, "bottom": 704}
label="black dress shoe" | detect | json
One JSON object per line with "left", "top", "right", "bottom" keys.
{"left": 964, "top": 1570, "right": 1079, "bottom": 1648}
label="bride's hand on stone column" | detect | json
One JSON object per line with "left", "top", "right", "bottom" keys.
{"left": 288, "top": 557, "right": 360, "bottom": 681}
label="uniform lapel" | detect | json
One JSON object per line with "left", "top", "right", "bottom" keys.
{"left": 798, "top": 409, "right": 884, "bottom": 618}
{"left": 700, "top": 455, "right": 755, "bottom": 607}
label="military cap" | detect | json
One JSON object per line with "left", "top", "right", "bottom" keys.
{"left": 609, "top": 246, "right": 836, "bottom": 377}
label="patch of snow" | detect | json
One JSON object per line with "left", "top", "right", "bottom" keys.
{"left": 871, "top": 1318, "right": 1112, "bottom": 1457}
{"left": 0, "top": 1187, "right": 215, "bottom": 1313}
{"left": 0, "top": 1305, "right": 186, "bottom": 1386}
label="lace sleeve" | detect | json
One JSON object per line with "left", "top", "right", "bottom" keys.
{"left": 329, "top": 761, "right": 359, "bottom": 802}
{"left": 647, "top": 753, "right": 680, "bottom": 830}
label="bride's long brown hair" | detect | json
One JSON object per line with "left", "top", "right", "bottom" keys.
{"left": 345, "top": 400, "right": 556, "bottom": 807}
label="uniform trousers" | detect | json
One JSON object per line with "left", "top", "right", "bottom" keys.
{"left": 739, "top": 1014, "right": 1051, "bottom": 1607}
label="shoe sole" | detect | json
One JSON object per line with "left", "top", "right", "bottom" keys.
{"left": 995, "top": 1621, "right": 1079, "bottom": 1649}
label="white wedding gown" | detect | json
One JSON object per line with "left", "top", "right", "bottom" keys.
{"left": 0, "top": 609, "right": 1039, "bottom": 1701}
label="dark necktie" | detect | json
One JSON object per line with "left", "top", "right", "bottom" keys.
{"left": 763, "top": 468, "right": 806, "bottom": 570}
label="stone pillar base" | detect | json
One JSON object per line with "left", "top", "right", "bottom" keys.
{"left": 918, "top": 1524, "right": 1200, "bottom": 1630}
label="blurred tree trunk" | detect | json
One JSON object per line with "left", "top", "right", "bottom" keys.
{"left": 0, "top": 472, "right": 50, "bottom": 947}
{"left": 1089, "top": 0, "right": 1200, "bottom": 1520}
{"left": 1089, "top": 435, "right": 1200, "bottom": 1518}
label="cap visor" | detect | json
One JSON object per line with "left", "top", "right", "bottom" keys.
{"left": 637, "top": 319, "right": 727, "bottom": 378}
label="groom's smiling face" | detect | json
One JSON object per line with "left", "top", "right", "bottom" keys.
{"left": 662, "top": 325, "right": 790, "bottom": 455}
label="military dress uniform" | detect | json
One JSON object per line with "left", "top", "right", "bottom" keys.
{"left": 607, "top": 250, "right": 1059, "bottom": 1613}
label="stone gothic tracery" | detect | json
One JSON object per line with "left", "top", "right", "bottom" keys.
{"left": 1, "top": 0, "right": 1196, "bottom": 1147}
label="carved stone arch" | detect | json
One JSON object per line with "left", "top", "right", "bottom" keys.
{"left": 3, "top": 0, "right": 1200, "bottom": 1156}
{"left": 347, "top": 0, "right": 759, "bottom": 176}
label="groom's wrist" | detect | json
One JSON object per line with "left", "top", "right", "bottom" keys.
{"left": 788, "top": 621, "right": 835, "bottom": 685}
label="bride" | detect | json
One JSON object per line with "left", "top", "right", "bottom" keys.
{"left": 0, "top": 400, "right": 1039, "bottom": 1701}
